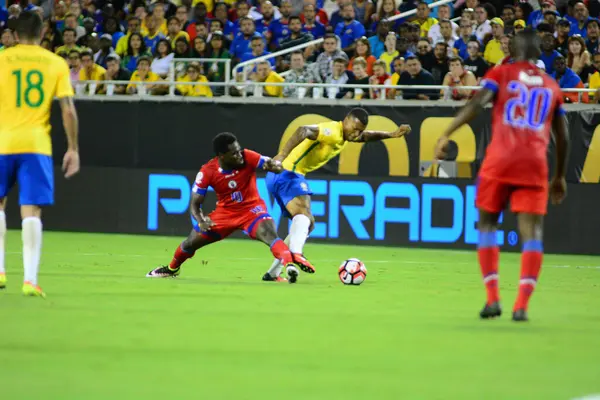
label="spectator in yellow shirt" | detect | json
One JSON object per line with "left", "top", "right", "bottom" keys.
{"left": 55, "top": 28, "right": 81, "bottom": 55}
{"left": 589, "top": 53, "right": 600, "bottom": 103}
{"left": 176, "top": 63, "right": 213, "bottom": 97}
{"left": 127, "top": 56, "right": 162, "bottom": 95}
{"left": 78, "top": 50, "right": 106, "bottom": 95}
{"left": 142, "top": 3, "right": 168, "bottom": 36}
{"left": 167, "top": 16, "right": 190, "bottom": 48}
{"left": 414, "top": 1, "right": 438, "bottom": 37}
{"left": 388, "top": 57, "right": 405, "bottom": 99}
{"left": 483, "top": 18, "right": 505, "bottom": 65}
{"left": 379, "top": 32, "right": 399, "bottom": 74}
{"left": 116, "top": 16, "right": 142, "bottom": 56}
{"left": 253, "top": 61, "right": 284, "bottom": 97}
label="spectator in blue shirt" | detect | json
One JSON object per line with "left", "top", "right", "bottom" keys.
{"left": 230, "top": 17, "right": 261, "bottom": 61}
{"left": 453, "top": 19, "right": 474, "bottom": 60}
{"left": 269, "top": 0, "right": 292, "bottom": 47}
{"left": 368, "top": 20, "right": 390, "bottom": 58}
{"left": 232, "top": 1, "right": 252, "bottom": 37}
{"left": 302, "top": 4, "right": 326, "bottom": 39}
{"left": 527, "top": 0, "right": 556, "bottom": 28}
{"left": 334, "top": 3, "right": 366, "bottom": 53}
{"left": 540, "top": 32, "right": 562, "bottom": 74}
{"left": 214, "top": 3, "right": 236, "bottom": 40}
{"left": 329, "top": 0, "right": 345, "bottom": 30}
{"left": 0, "top": 5, "right": 8, "bottom": 30}
{"left": 586, "top": 18, "right": 600, "bottom": 54}
{"left": 254, "top": 1, "right": 277, "bottom": 39}
{"left": 571, "top": 2, "right": 590, "bottom": 37}
{"left": 240, "top": 35, "right": 275, "bottom": 67}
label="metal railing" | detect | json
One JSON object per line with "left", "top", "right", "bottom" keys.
{"left": 387, "top": 0, "right": 455, "bottom": 22}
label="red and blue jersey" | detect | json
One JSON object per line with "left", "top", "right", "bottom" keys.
{"left": 193, "top": 149, "right": 268, "bottom": 211}
{"left": 479, "top": 61, "right": 565, "bottom": 187}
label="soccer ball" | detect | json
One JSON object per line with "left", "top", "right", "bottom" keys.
{"left": 338, "top": 258, "right": 367, "bottom": 285}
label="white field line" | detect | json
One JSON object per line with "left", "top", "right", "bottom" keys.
{"left": 5, "top": 252, "right": 600, "bottom": 269}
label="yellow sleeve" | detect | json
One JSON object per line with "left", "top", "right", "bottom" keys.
{"left": 56, "top": 59, "right": 75, "bottom": 98}
{"left": 116, "top": 35, "right": 129, "bottom": 56}
{"left": 391, "top": 73, "right": 399, "bottom": 85}
{"left": 126, "top": 72, "right": 138, "bottom": 91}
{"left": 176, "top": 77, "right": 188, "bottom": 95}
{"left": 483, "top": 42, "right": 491, "bottom": 64}
{"left": 200, "top": 76, "right": 212, "bottom": 97}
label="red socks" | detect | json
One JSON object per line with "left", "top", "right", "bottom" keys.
{"left": 270, "top": 239, "right": 293, "bottom": 265}
{"left": 168, "top": 244, "right": 195, "bottom": 270}
{"left": 514, "top": 241, "right": 543, "bottom": 312}
{"left": 478, "top": 231, "right": 499, "bottom": 305}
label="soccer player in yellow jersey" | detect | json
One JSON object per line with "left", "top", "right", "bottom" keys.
{"left": 0, "top": 11, "right": 80, "bottom": 297}
{"left": 262, "top": 108, "right": 410, "bottom": 282}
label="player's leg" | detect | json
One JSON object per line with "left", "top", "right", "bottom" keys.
{"left": 250, "top": 217, "right": 298, "bottom": 283}
{"left": 511, "top": 186, "right": 548, "bottom": 322}
{"left": 0, "top": 154, "right": 17, "bottom": 290}
{"left": 265, "top": 235, "right": 290, "bottom": 279}
{"left": 475, "top": 178, "right": 509, "bottom": 319}
{"left": 0, "top": 198, "right": 6, "bottom": 289}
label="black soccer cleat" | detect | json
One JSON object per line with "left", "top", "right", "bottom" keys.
{"left": 261, "top": 272, "right": 288, "bottom": 282}
{"left": 512, "top": 309, "right": 529, "bottom": 322}
{"left": 480, "top": 302, "right": 502, "bottom": 319}
{"left": 146, "top": 265, "right": 180, "bottom": 278}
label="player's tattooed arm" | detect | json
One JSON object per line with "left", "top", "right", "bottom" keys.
{"left": 435, "top": 88, "right": 495, "bottom": 159}
{"left": 273, "top": 125, "right": 319, "bottom": 162}
{"left": 353, "top": 125, "right": 411, "bottom": 142}
{"left": 190, "top": 192, "right": 215, "bottom": 231}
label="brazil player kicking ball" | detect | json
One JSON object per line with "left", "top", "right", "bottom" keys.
{"left": 262, "top": 108, "right": 411, "bottom": 281}
{"left": 147, "top": 132, "right": 301, "bottom": 283}
{"left": 0, "top": 12, "right": 80, "bottom": 297}
{"left": 435, "top": 29, "right": 569, "bottom": 322}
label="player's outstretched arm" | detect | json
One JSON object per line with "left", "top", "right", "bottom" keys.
{"left": 353, "top": 125, "right": 411, "bottom": 142}
{"left": 190, "top": 192, "right": 215, "bottom": 231}
{"left": 262, "top": 158, "right": 284, "bottom": 173}
{"left": 274, "top": 126, "right": 319, "bottom": 162}
{"left": 435, "top": 88, "right": 494, "bottom": 159}
{"left": 550, "top": 113, "right": 570, "bottom": 205}
{"left": 59, "top": 97, "right": 80, "bottom": 178}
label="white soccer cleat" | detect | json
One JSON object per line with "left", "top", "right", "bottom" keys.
{"left": 285, "top": 264, "right": 299, "bottom": 284}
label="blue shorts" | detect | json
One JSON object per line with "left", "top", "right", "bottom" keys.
{"left": 0, "top": 154, "right": 54, "bottom": 206}
{"left": 266, "top": 170, "right": 312, "bottom": 218}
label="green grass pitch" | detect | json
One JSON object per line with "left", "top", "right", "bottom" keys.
{"left": 1, "top": 231, "right": 599, "bottom": 399}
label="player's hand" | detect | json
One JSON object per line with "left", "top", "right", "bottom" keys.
{"left": 434, "top": 136, "right": 449, "bottom": 160}
{"left": 550, "top": 177, "right": 567, "bottom": 205}
{"left": 62, "top": 150, "right": 80, "bottom": 178}
{"left": 392, "top": 125, "right": 411, "bottom": 138}
{"left": 273, "top": 154, "right": 285, "bottom": 163}
{"left": 198, "top": 216, "right": 216, "bottom": 231}
{"left": 264, "top": 158, "right": 283, "bottom": 173}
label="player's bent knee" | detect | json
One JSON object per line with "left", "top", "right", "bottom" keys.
{"left": 20, "top": 205, "right": 42, "bottom": 219}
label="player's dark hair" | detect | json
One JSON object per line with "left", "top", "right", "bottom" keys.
{"left": 213, "top": 132, "right": 238, "bottom": 155}
{"left": 348, "top": 108, "right": 369, "bottom": 127}
{"left": 15, "top": 11, "right": 42, "bottom": 40}
{"left": 514, "top": 27, "right": 541, "bottom": 60}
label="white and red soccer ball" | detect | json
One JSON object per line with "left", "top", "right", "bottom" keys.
{"left": 338, "top": 258, "right": 367, "bottom": 285}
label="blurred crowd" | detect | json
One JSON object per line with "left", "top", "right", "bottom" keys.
{"left": 1, "top": 0, "right": 599, "bottom": 101}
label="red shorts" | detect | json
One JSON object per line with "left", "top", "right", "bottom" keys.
{"left": 476, "top": 177, "right": 548, "bottom": 215}
{"left": 194, "top": 205, "right": 272, "bottom": 241}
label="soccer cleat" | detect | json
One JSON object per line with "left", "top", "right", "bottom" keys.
{"left": 285, "top": 264, "right": 299, "bottom": 284}
{"left": 146, "top": 265, "right": 180, "bottom": 278}
{"left": 22, "top": 282, "right": 45, "bottom": 298}
{"left": 480, "top": 302, "right": 502, "bottom": 319}
{"left": 512, "top": 309, "right": 529, "bottom": 322}
{"left": 0, "top": 273, "right": 6, "bottom": 289}
{"left": 261, "top": 272, "right": 288, "bottom": 282}
{"left": 292, "top": 253, "right": 315, "bottom": 274}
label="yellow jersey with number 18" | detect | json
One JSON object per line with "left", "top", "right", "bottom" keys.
{"left": 0, "top": 44, "right": 74, "bottom": 156}
{"left": 282, "top": 121, "right": 347, "bottom": 176}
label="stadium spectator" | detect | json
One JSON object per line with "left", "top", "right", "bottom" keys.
{"left": 142, "top": 3, "right": 168, "bottom": 37}
{"left": 405, "top": 22, "right": 421, "bottom": 54}
{"left": 144, "top": 16, "right": 166, "bottom": 54}
{"left": 353, "top": 0, "right": 374, "bottom": 26}
{"left": 102, "top": 54, "right": 132, "bottom": 95}
{"left": 454, "top": 0, "right": 478, "bottom": 19}
{"left": 68, "top": 49, "right": 82, "bottom": 84}
{"left": 230, "top": 17, "right": 259, "bottom": 62}
{"left": 269, "top": 0, "right": 292, "bottom": 46}
{"left": 540, "top": 32, "right": 562, "bottom": 73}
{"left": 95, "top": 34, "right": 116, "bottom": 68}
{"left": 388, "top": 56, "right": 406, "bottom": 99}
{"left": 174, "top": 36, "right": 191, "bottom": 59}
{"left": 127, "top": 56, "right": 162, "bottom": 95}
{"left": 241, "top": 35, "right": 275, "bottom": 67}
{"left": 213, "top": 3, "right": 235, "bottom": 40}
{"left": 187, "top": 4, "right": 210, "bottom": 42}
{"left": 436, "top": 20, "right": 459, "bottom": 57}
{"left": 553, "top": 55, "right": 588, "bottom": 103}
{"left": 176, "top": 62, "right": 213, "bottom": 97}
{"left": 571, "top": 2, "right": 590, "bottom": 37}
{"left": 417, "top": 38, "right": 435, "bottom": 72}
{"left": 513, "top": 19, "right": 525, "bottom": 35}
{"left": 368, "top": 20, "right": 390, "bottom": 58}
{"left": 280, "top": 16, "right": 315, "bottom": 53}
{"left": 41, "top": 20, "right": 63, "bottom": 51}
{"left": 398, "top": 56, "right": 439, "bottom": 100}
{"left": 556, "top": 18, "right": 571, "bottom": 55}
{"left": 589, "top": 52, "right": 600, "bottom": 102}
{"left": 191, "top": 36, "right": 209, "bottom": 59}
{"left": 535, "top": 21, "right": 554, "bottom": 37}
{"left": 461, "top": 7, "right": 475, "bottom": 24}
{"left": 414, "top": 1, "right": 438, "bottom": 37}
{"left": 454, "top": 18, "right": 474, "bottom": 60}
{"left": 167, "top": 16, "right": 190, "bottom": 48}
{"left": 442, "top": 56, "right": 477, "bottom": 100}
{"left": 300, "top": 0, "right": 329, "bottom": 26}
{"left": 103, "top": 17, "right": 124, "bottom": 49}
{"left": 501, "top": 5, "right": 516, "bottom": 33}
{"left": 568, "top": 35, "right": 593, "bottom": 82}
{"left": 206, "top": 31, "right": 231, "bottom": 87}
{"left": 474, "top": 5, "right": 492, "bottom": 42}
{"left": 515, "top": 2, "right": 533, "bottom": 23}
{"left": 53, "top": 1, "right": 67, "bottom": 28}
{"left": 369, "top": 0, "right": 400, "bottom": 34}
{"left": 315, "top": 33, "right": 348, "bottom": 81}
{"left": 254, "top": 1, "right": 277, "bottom": 39}
{"left": 340, "top": 56, "right": 370, "bottom": 99}
{"left": 499, "top": 35, "right": 510, "bottom": 62}
{"left": 586, "top": 18, "right": 600, "bottom": 54}
{"left": 528, "top": 0, "right": 556, "bottom": 28}
{"left": 121, "top": 33, "right": 151, "bottom": 72}
{"left": 325, "top": 57, "right": 352, "bottom": 98}
{"left": 428, "top": 5, "right": 458, "bottom": 44}
{"left": 176, "top": 5, "right": 191, "bottom": 31}
{"left": 379, "top": 32, "right": 399, "bottom": 73}
{"left": 348, "top": 37, "right": 376, "bottom": 75}
{"left": 543, "top": 10, "right": 560, "bottom": 29}
{"left": 78, "top": 50, "right": 106, "bottom": 95}
{"left": 232, "top": 1, "right": 252, "bottom": 37}
{"left": 283, "top": 51, "right": 322, "bottom": 98}
{"left": 252, "top": 60, "right": 284, "bottom": 97}
{"left": 41, "top": 38, "right": 53, "bottom": 50}
{"left": 302, "top": 3, "right": 326, "bottom": 39}
{"left": 430, "top": 42, "right": 449, "bottom": 84}
{"left": 484, "top": 18, "right": 505, "bottom": 65}
{"left": 369, "top": 59, "right": 391, "bottom": 99}
{"left": 334, "top": 3, "right": 365, "bottom": 53}
{"left": 55, "top": 28, "right": 80, "bottom": 55}
{"left": 151, "top": 39, "right": 174, "bottom": 78}
{"left": 116, "top": 16, "right": 141, "bottom": 57}
{"left": 397, "top": 36, "right": 415, "bottom": 59}
{"left": 463, "top": 39, "right": 489, "bottom": 82}
{"left": 0, "top": 28, "right": 14, "bottom": 51}
{"left": 64, "top": 13, "right": 86, "bottom": 40}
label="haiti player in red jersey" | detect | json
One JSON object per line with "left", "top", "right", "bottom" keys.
{"left": 435, "top": 29, "right": 569, "bottom": 322}
{"left": 146, "top": 132, "right": 300, "bottom": 283}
